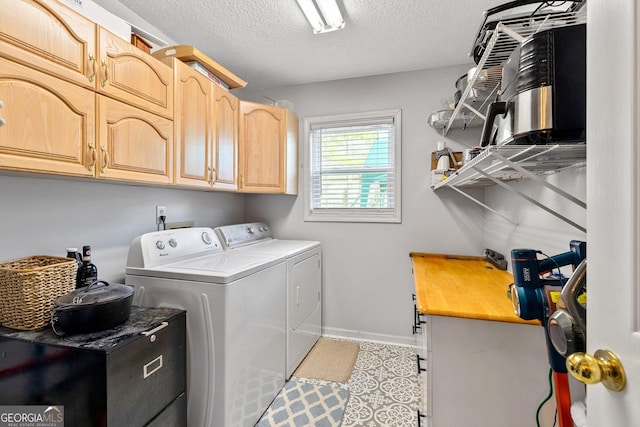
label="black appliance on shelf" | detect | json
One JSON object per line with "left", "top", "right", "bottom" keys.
{"left": 0, "top": 307, "right": 186, "bottom": 427}
{"left": 481, "top": 23, "right": 587, "bottom": 147}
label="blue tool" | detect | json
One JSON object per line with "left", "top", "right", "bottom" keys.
{"left": 509, "top": 240, "right": 587, "bottom": 427}
{"left": 509, "top": 240, "right": 586, "bottom": 373}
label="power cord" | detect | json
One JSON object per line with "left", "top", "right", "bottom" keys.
{"left": 537, "top": 250, "right": 563, "bottom": 278}
{"left": 536, "top": 368, "right": 554, "bottom": 427}
{"left": 157, "top": 215, "right": 166, "bottom": 231}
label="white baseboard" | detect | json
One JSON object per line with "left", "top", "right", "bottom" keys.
{"left": 321, "top": 326, "right": 416, "bottom": 348}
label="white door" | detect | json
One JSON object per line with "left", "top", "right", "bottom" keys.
{"left": 586, "top": 1, "right": 640, "bottom": 425}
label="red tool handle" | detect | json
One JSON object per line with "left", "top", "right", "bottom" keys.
{"left": 553, "top": 372, "right": 574, "bottom": 427}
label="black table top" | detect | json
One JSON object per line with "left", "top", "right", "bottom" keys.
{"left": 0, "top": 306, "right": 185, "bottom": 351}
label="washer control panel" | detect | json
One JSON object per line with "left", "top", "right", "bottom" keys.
{"left": 127, "top": 227, "right": 222, "bottom": 268}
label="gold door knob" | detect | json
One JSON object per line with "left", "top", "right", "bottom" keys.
{"left": 566, "top": 349, "right": 626, "bottom": 392}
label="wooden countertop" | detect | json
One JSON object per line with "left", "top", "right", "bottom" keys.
{"left": 410, "top": 252, "right": 540, "bottom": 325}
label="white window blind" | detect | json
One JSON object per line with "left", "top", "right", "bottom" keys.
{"left": 303, "top": 110, "right": 401, "bottom": 223}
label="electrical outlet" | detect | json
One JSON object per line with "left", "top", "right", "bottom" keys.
{"left": 156, "top": 205, "right": 167, "bottom": 224}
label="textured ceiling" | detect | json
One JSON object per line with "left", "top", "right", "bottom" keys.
{"left": 97, "top": 0, "right": 521, "bottom": 90}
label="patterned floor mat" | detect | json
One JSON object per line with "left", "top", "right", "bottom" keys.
{"left": 341, "top": 342, "right": 420, "bottom": 427}
{"left": 256, "top": 379, "right": 350, "bottom": 427}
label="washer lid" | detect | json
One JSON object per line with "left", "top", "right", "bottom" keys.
{"left": 126, "top": 251, "right": 280, "bottom": 284}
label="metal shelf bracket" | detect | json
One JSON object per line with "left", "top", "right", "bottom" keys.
{"left": 432, "top": 144, "right": 587, "bottom": 233}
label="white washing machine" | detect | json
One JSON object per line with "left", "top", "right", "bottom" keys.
{"left": 125, "top": 227, "right": 286, "bottom": 427}
{"left": 214, "top": 222, "right": 322, "bottom": 378}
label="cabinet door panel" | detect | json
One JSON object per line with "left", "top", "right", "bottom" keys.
{"left": 98, "top": 28, "right": 173, "bottom": 119}
{"left": 0, "top": 0, "right": 96, "bottom": 89}
{"left": 97, "top": 95, "right": 173, "bottom": 184}
{"left": 213, "top": 86, "right": 238, "bottom": 191}
{"left": 0, "top": 58, "right": 95, "bottom": 177}
{"left": 239, "top": 102, "right": 284, "bottom": 192}
{"left": 174, "top": 61, "right": 212, "bottom": 187}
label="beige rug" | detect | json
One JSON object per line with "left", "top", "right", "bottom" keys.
{"left": 293, "top": 338, "right": 360, "bottom": 383}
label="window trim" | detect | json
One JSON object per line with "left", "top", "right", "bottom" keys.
{"left": 303, "top": 109, "right": 402, "bottom": 223}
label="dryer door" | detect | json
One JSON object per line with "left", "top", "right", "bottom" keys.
{"left": 290, "top": 252, "right": 321, "bottom": 331}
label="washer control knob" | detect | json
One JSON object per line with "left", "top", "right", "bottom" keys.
{"left": 168, "top": 238, "right": 177, "bottom": 248}
{"left": 155, "top": 240, "right": 165, "bottom": 250}
{"left": 263, "top": 226, "right": 269, "bottom": 232}
{"left": 201, "top": 231, "right": 212, "bottom": 245}
{"left": 247, "top": 226, "right": 254, "bottom": 234}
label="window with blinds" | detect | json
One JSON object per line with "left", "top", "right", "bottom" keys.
{"left": 303, "top": 110, "right": 401, "bottom": 223}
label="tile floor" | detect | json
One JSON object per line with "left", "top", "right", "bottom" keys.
{"left": 267, "top": 340, "right": 421, "bottom": 427}
{"left": 341, "top": 341, "right": 421, "bottom": 427}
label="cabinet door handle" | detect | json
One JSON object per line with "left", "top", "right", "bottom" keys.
{"left": 88, "top": 54, "right": 97, "bottom": 82}
{"left": 211, "top": 167, "right": 217, "bottom": 185}
{"left": 142, "top": 321, "right": 169, "bottom": 337}
{"left": 417, "top": 410, "right": 427, "bottom": 426}
{"left": 87, "top": 142, "right": 97, "bottom": 172}
{"left": 101, "top": 59, "right": 109, "bottom": 87}
{"left": 0, "top": 99, "right": 4, "bottom": 126}
{"left": 240, "top": 174, "right": 244, "bottom": 189}
{"left": 413, "top": 304, "right": 425, "bottom": 334}
{"left": 417, "top": 354, "right": 426, "bottom": 373}
{"left": 100, "top": 144, "right": 109, "bottom": 173}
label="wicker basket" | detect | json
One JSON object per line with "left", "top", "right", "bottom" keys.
{"left": 0, "top": 255, "right": 77, "bottom": 330}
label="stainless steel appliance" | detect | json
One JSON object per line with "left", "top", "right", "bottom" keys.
{"left": 481, "top": 24, "right": 586, "bottom": 146}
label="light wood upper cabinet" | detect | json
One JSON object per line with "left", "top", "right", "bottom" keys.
{"left": 173, "top": 59, "right": 213, "bottom": 188}
{"left": 0, "top": 57, "right": 95, "bottom": 177}
{"left": 0, "top": 0, "right": 97, "bottom": 90}
{"left": 0, "top": 1, "right": 173, "bottom": 119}
{"left": 97, "top": 27, "right": 173, "bottom": 119}
{"left": 238, "top": 101, "right": 298, "bottom": 194}
{"left": 0, "top": 0, "right": 174, "bottom": 185}
{"left": 213, "top": 84, "right": 238, "bottom": 191}
{"left": 172, "top": 60, "right": 237, "bottom": 190}
{"left": 96, "top": 95, "right": 173, "bottom": 185}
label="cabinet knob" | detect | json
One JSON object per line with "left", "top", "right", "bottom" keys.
{"left": 0, "top": 118, "right": 5, "bottom": 127}
{"left": 566, "top": 349, "right": 626, "bottom": 392}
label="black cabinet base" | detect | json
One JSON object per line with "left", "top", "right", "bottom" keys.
{"left": 0, "top": 307, "right": 186, "bottom": 427}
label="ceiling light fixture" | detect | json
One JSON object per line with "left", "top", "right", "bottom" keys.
{"left": 296, "top": 0, "right": 345, "bottom": 34}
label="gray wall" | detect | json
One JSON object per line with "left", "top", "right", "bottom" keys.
{"left": 239, "top": 65, "right": 491, "bottom": 344}
{"left": 0, "top": 63, "right": 585, "bottom": 346}
{"left": 240, "top": 65, "right": 586, "bottom": 344}
{"left": 483, "top": 169, "right": 586, "bottom": 262}
{"left": 0, "top": 174, "right": 245, "bottom": 283}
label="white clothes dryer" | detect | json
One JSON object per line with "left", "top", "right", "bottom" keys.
{"left": 214, "top": 222, "right": 322, "bottom": 378}
{"left": 125, "top": 227, "right": 286, "bottom": 427}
